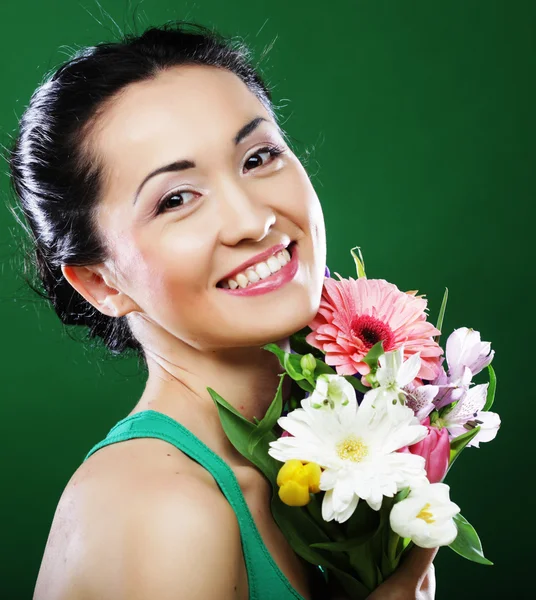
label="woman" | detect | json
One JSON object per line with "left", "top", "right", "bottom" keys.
{"left": 9, "top": 21, "right": 436, "bottom": 599}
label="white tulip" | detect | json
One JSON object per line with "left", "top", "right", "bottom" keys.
{"left": 389, "top": 482, "right": 460, "bottom": 548}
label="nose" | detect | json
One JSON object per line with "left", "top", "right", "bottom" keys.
{"left": 217, "top": 181, "right": 276, "bottom": 246}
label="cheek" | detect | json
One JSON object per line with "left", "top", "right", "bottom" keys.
{"left": 123, "top": 228, "right": 213, "bottom": 320}
{"left": 288, "top": 169, "right": 327, "bottom": 274}
{"left": 281, "top": 161, "right": 325, "bottom": 238}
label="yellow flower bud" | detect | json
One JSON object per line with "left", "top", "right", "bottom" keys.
{"left": 276, "top": 459, "right": 322, "bottom": 506}
{"left": 302, "top": 462, "right": 322, "bottom": 493}
{"left": 277, "top": 459, "right": 302, "bottom": 486}
{"left": 278, "top": 480, "right": 310, "bottom": 506}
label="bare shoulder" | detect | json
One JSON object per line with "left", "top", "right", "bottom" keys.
{"left": 34, "top": 438, "right": 246, "bottom": 600}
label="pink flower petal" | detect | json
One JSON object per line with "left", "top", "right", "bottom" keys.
{"left": 306, "top": 277, "right": 444, "bottom": 380}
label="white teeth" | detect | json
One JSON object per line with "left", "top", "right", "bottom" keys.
{"left": 267, "top": 256, "right": 281, "bottom": 273}
{"left": 255, "top": 262, "right": 271, "bottom": 279}
{"left": 236, "top": 273, "right": 249, "bottom": 288}
{"left": 220, "top": 244, "right": 294, "bottom": 290}
{"left": 245, "top": 268, "right": 260, "bottom": 283}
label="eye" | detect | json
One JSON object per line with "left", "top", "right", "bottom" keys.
{"left": 243, "top": 144, "right": 286, "bottom": 173}
{"left": 155, "top": 190, "right": 197, "bottom": 215}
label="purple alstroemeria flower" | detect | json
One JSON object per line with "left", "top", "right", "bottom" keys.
{"left": 432, "top": 327, "right": 494, "bottom": 409}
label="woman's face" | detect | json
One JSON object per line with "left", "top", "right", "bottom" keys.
{"left": 89, "top": 64, "right": 326, "bottom": 350}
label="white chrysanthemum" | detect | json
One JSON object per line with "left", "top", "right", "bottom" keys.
{"left": 389, "top": 482, "right": 460, "bottom": 548}
{"left": 268, "top": 386, "right": 429, "bottom": 522}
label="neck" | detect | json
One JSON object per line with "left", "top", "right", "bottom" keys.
{"left": 130, "top": 318, "right": 292, "bottom": 460}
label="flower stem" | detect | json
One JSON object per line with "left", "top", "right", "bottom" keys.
{"left": 387, "top": 531, "right": 401, "bottom": 571}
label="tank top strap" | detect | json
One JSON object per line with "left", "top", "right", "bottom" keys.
{"left": 83, "top": 409, "right": 306, "bottom": 600}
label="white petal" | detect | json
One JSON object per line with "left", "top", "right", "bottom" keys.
{"left": 467, "top": 411, "right": 501, "bottom": 447}
{"left": 377, "top": 347, "right": 403, "bottom": 384}
{"left": 470, "top": 348, "right": 495, "bottom": 377}
{"left": 397, "top": 352, "right": 422, "bottom": 387}
{"left": 322, "top": 489, "right": 335, "bottom": 521}
{"left": 332, "top": 475, "right": 357, "bottom": 513}
{"left": 389, "top": 482, "right": 460, "bottom": 548}
{"left": 366, "top": 493, "right": 383, "bottom": 511}
{"left": 334, "top": 494, "right": 359, "bottom": 523}
{"left": 404, "top": 383, "right": 438, "bottom": 420}
{"left": 268, "top": 436, "right": 336, "bottom": 466}
{"left": 446, "top": 327, "right": 493, "bottom": 381}
{"left": 319, "top": 468, "right": 339, "bottom": 491}
{"left": 444, "top": 383, "right": 489, "bottom": 425}
{"left": 446, "top": 327, "right": 473, "bottom": 373}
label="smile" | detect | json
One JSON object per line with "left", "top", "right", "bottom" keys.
{"left": 217, "top": 242, "right": 298, "bottom": 297}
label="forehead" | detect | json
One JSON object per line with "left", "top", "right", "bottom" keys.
{"left": 90, "top": 64, "right": 272, "bottom": 176}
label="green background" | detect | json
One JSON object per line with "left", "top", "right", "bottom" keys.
{"left": 0, "top": 0, "right": 531, "bottom": 597}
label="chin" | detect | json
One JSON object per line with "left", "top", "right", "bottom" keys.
{"left": 239, "top": 298, "right": 320, "bottom": 347}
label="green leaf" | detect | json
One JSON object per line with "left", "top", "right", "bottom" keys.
{"left": 264, "top": 343, "right": 340, "bottom": 393}
{"left": 208, "top": 387, "right": 279, "bottom": 484}
{"left": 347, "top": 541, "right": 379, "bottom": 592}
{"left": 305, "top": 495, "right": 346, "bottom": 543}
{"left": 447, "top": 426, "right": 481, "bottom": 473}
{"left": 351, "top": 246, "right": 367, "bottom": 278}
{"left": 270, "top": 491, "right": 372, "bottom": 597}
{"left": 311, "top": 501, "right": 381, "bottom": 552}
{"left": 263, "top": 343, "right": 314, "bottom": 391}
{"left": 393, "top": 487, "right": 410, "bottom": 503}
{"left": 247, "top": 376, "right": 285, "bottom": 468}
{"left": 208, "top": 386, "right": 255, "bottom": 426}
{"left": 449, "top": 513, "right": 493, "bottom": 565}
{"left": 310, "top": 534, "right": 376, "bottom": 552}
{"left": 344, "top": 498, "right": 380, "bottom": 539}
{"left": 283, "top": 352, "right": 306, "bottom": 381}
{"left": 483, "top": 363, "right": 497, "bottom": 411}
{"left": 380, "top": 549, "right": 391, "bottom": 581}
{"left": 433, "top": 287, "right": 449, "bottom": 344}
{"left": 362, "top": 341, "right": 385, "bottom": 371}
{"left": 263, "top": 342, "right": 288, "bottom": 363}
{"left": 253, "top": 374, "right": 285, "bottom": 438}
{"left": 271, "top": 494, "right": 356, "bottom": 576}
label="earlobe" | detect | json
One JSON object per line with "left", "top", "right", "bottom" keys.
{"left": 60, "top": 264, "right": 140, "bottom": 318}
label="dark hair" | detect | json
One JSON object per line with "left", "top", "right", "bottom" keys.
{"left": 6, "top": 20, "right": 283, "bottom": 367}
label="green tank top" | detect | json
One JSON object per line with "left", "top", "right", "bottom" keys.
{"left": 83, "top": 409, "right": 327, "bottom": 600}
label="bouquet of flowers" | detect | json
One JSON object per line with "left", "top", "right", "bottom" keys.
{"left": 208, "top": 246, "right": 499, "bottom": 598}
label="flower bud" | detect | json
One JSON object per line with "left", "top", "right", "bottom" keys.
{"left": 300, "top": 353, "right": 316, "bottom": 378}
{"left": 276, "top": 459, "right": 322, "bottom": 506}
{"left": 408, "top": 417, "right": 450, "bottom": 483}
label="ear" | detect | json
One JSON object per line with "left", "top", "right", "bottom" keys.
{"left": 61, "top": 263, "right": 141, "bottom": 318}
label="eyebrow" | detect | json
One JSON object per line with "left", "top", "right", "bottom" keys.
{"left": 133, "top": 116, "right": 270, "bottom": 204}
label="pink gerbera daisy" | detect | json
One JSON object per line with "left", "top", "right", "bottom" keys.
{"left": 305, "top": 278, "right": 443, "bottom": 381}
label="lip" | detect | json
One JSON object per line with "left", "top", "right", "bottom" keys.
{"left": 217, "top": 241, "right": 291, "bottom": 284}
{"left": 218, "top": 242, "right": 299, "bottom": 297}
